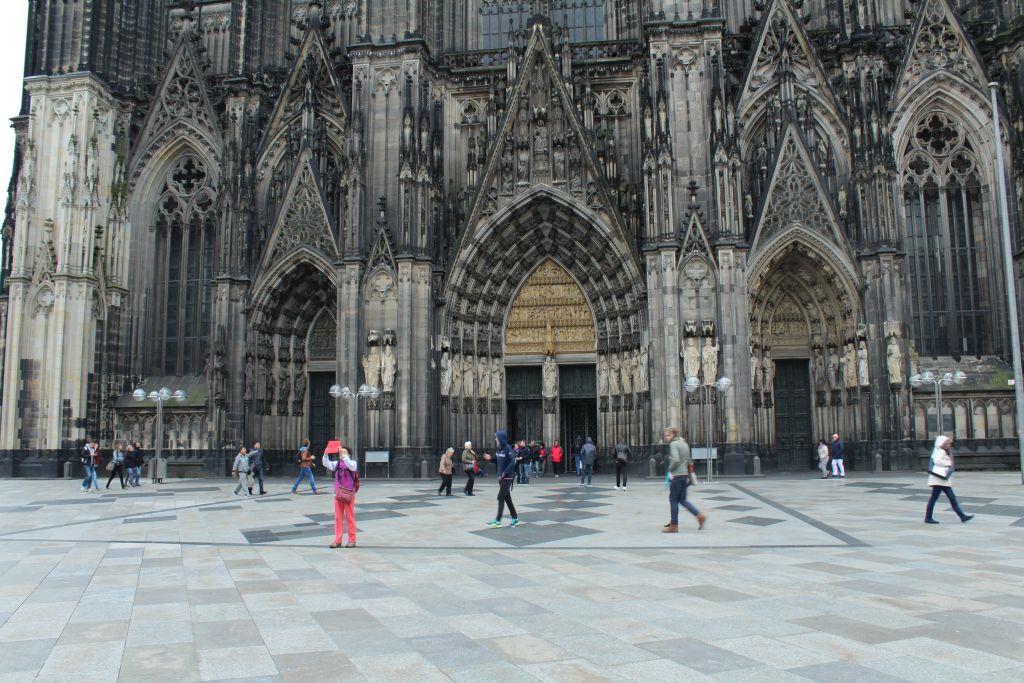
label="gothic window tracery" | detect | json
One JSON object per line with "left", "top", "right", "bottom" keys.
{"left": 154, "top": 154, "right": 217, "bottom": 375}
{"left": 479, "top": 0, "right": 605, "bottom": 50}
{"left": 901, "top": 112, "right": 992, "bottom": 357}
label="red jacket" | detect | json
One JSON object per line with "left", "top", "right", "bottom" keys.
{"left": 550, "top": 445, "right": 563, "bottom": 463}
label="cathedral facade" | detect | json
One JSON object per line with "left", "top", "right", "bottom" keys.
{"left": 1, "top": 0, "right": 1023, "bottom": 475}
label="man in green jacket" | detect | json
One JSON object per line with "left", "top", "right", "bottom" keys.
{"left": 663, "top": 427, "right": 706, "bottom": 533}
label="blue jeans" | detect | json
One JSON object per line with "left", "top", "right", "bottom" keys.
{"left": 580, "top": 464, "right": 592, "bottom": 485}
{"left": 81, "top": 464, "right": 98, "bottom": 490}
{"left": 292, "top": 468, "right": 316, "bottom": 492}
{"left": 252, "top": 467, "right": 265, "bottom": 493}
{"left": 669, "top": 475, "right": 699, "bottom": 524}
{"left": 517, "top": 463, "right": 530, "bottom": 484}
{"left": 926, "top": 485, "right": 967, "bottom": 520}
{"left": 127, "top": 467, "right": 141, "bottom": 486}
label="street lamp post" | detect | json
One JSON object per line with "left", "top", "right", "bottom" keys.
{"left": 684, "top": 376, "right": 733, "bottom": 482}
{"left": 909, "top": 371, "right": 966, "bottom": 437}
{"left": 132, "top": 386, "right": 187, "bottom": 483}
{"left": 989, "top": 81, "right": 1024, "bottom": 484}
{"left": 329, "top": 383, "right": 380, "bottom": 473}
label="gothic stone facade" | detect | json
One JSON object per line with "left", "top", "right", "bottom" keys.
{"left": 2, "top": 0, "right": 1023, "bottom": 475}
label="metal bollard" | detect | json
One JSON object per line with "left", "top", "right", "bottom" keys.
{"left": 874, "top": 451, "right": 883, "bottom": 473}
{"left": 752, "top": 454, "right": 762, "bottom": 476}
{"left": 420, "top": 459, "right": 429, "bottom": 479}
{"left": 63, "top": 461, "right": 72, "bottom": 479}
{"left": 649, "top": 456, "right": 657, "bottom": 478}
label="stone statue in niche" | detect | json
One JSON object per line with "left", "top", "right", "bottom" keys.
{"left": 701, "top": 337, "right": 719, "bottom": 386}
{"left": 491, "top": 357, "right": 503, "bottom": 398}
{"left": 620, "top": 351, "right": 634, "bottom": 396}
{"left": 381, "top": 343, "right": 397, "bottom": 393}
{"left": 361, "top": 331, "right": 381, "bottom": 388}
{"left": 278, "top": 363, "right": 291, "bottom": 407}
{"left": 682, "top": 337, "right": 701, "bottom": 381}
{"left": 293, "top": 371, "right": 306, "bottom": 413}
{"left": 751, "top": 347, "right": 762, "bottom": 391}
{"left": 440, "top": 350, "right": 452, "bottom": 396}
{"left": 813, "top": 348, "right": 826, "bottom": 389}
{"left": 886, "top": 337, "right": 903, "bottom": 385}
{"left": 635, "top": 347, "right": 649, "bottom": 393}
{"left": 857, "top": 340, "right": 870, "bottom": 387}
{"left": 608, "top": 353, "right": 622, "bottom": 395}
{"left": 243, "top": 353, "right": 254, "bottom": 401}
{"left": 542, "top": 355, "right": 558, "bottom": 398}
{"left": 500, "top": 141, "right": 514, "bottom": 193}
{"left": 827, "top": 346, "right": 840, "bottom": 390}
{"left": 597, "top": 355, "right": 609, "bottom": 396}
{"left": 842, "top": 342, "right": 858, "bottom": 389}
{"left": 463, "top": 355, "right": 476, "bottom": 398}
{"left": 762, "top": 349, "right": 774, "bottom": 391}
{"left": 478, "top": 355, "right": 491, "bottom": 398}
{"left": 451, "top": 352, "right": 463, "bottom": 396}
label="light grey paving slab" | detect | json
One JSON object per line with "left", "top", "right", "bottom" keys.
{"left": 0, "top": 637, "right": 56, "bottom": 674}
{"left": 193, "top": 620, "right": 265, "bottom": 650}
{"left": 636, "top": 637, "right": 758, "bottom": 674}
{"left": 790, "top": 660, "right": 912, "bottom": 683}
{"left": 197, "top": 645, "right": 279, "bottom": 681}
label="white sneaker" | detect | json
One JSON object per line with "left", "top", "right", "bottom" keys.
{"left": 614, "top": 486, "right": 620, "bottom": 490}
{"left": 622, "top": 487, "right": 627, "bottom": 491}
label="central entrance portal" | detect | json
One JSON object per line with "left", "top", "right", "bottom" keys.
{"left": 559, "top": 364, "right": 597, "bottom": 448}
{"left": 506, "top": 366, "right": 542, "bottom": 443}
{"left": 773, "top": 359, "right": 812, "bottom": 470}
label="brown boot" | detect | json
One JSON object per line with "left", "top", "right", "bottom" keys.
{"left": 696, "top": 513, "right": 707, "bottom": 530}
{"left": 662, "top": 523, "right": 678, "bottom": 533}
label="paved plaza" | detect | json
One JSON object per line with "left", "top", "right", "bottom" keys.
{"left": 0, "top": 471, "right": 1022, "bottom": 682}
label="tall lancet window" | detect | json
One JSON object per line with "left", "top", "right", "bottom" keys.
{"left": 479, "top": 0, "right": 604, "bottom": 49}
{"left": 154, "top": 155, "right": 217, "bottom": 375}
{"left": 901, "top": 112, "right": 993, "bottom": 357}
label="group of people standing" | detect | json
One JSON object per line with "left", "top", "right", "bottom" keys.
{"left": 80, "top": 440, "right": 144, "bottom": 492}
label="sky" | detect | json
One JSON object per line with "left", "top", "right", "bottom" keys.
{"left": 0, "top": 2, "right": 27, "bottom": 266}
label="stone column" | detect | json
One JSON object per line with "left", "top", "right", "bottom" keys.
{"left": 716, "top": 246, "right": 755, "bottom": 474}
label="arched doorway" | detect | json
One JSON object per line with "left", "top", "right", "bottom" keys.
{"left": 503, "top": 259, "right": 597, "bottom": 446}
{"left": 748, "top": 232, "right": 861, "bottom": 470}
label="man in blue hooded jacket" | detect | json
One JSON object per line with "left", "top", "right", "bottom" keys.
{"left": 488, "top": 430, "right": 520, "bottom": 528}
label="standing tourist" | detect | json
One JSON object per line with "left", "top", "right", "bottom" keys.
{"left": 517, "top": 441, "right": 531, "bottom": 485}
{"left": 816, "top": 439, "right": 830, "bottom": 478}
{"left": 106, "top": 441, "right": 126, "bottom": 490}
{"left": 925, "top": 436, "right": 974, "bottom": 524}
{"left": 323, "top": 445, "right": 359, "bottom": 547}
{"left": 291, "top": 439, "right": 318, "bottom": 494}
{"left": 124, "top": 444, "right": 140, "bottom": 487}
{"left": 232, "top": 446, "right": 251, "bottom": 497}
{"left": 573, "top": 436, "right": 584, "bottom": 477}
{"left": 461, "top": 441, "right": 477, "bottom": 496}
{"left": 550, "top": 440, "right": 563, "bottom": 477}
{"left": 614, "top": 440, "right": 630, "bottom": 491}
{"left": 248, "top": 441, "right": 266, "bottom": 495}
{"left": 663, "top": 427, "right": 706, "bottom": 532}
{"left": 579, "top": 437, "right": 596, "bottom": 486}
{"left": 488, "top": 430, "right": 519, "bottom": 528}
{"left": 830, "top": 433, "right": 846, "bottom": 478}
{"left": 438, "top": 447, "right": 454, "bottom": 496}
{"left": 81, "top": 440, "right": 100, "bottom": 492}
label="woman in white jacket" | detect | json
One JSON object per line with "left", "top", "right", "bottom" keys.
{"left": 925, "top": 435, "right": 974, "bottom": 524}
{"left": 322, "top": 447, "right": 359, "bottom": 547}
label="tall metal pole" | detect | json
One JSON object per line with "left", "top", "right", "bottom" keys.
{"left": 990, "top": 82, "right": 1024, "bottom": 484}
{"left": 153, "top": 399, "right": 163, "bottom": 483}
{"left": 936, "top": 380, "right": 942, "bottom": 436}
{"left": 705, "top": 387, "right": 713, "bottom": 482}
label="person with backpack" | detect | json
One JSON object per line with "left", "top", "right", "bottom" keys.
{"left": 248, "top": 441, "right": 266, "bottom": 495}
{"left": 322, "top": 445, "right": 359, "bottom": 547}
{"left": 579, "top": 437, "right": 597, "bottom": 486}
{"left": 291, "top": 439, "right": 318, "bottom": 494}
{"left": 614, "top": 440, "right": 630, "bottom": 491}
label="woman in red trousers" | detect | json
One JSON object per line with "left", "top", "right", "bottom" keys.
{"left": 322, "top": 446, "right": 358, "bottom": 548}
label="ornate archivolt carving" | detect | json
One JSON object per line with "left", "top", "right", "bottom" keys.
{"left": 505, "top": 260, "right": 596, "bottom": 356}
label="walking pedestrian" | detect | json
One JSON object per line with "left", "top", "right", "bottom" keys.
{"left": 461, "top": 441, "right": 477, "bottom": 496}
{"left": 517, "top": 441, "right": 531, "bottom": 485}
{"left": 579, "top": 437, "right": 596, "bottom": 486}
{"left": 291, "top": 439, "right": 318, "bottom": 494}
{"left": 924, "top": 435, "right": 974, "bottom": 524}
{"left": 536, "top": 441, "right": 546, "bottom": 477}
{"left": 232, "top": 446, "right": 251, "bottom": 497}
{"left": 488, "top": 430, "right": 519, "bottom": 528}
{"left": 323, "top": 445, "right": 359, "bottom": 547}
{"left": 830, "top": 433, "right": 846, "bottom": 477}
{"left": 80, "top": 440, "right": 100, "bottom": 492}
{"left": 124, "top": 444, "right": 139, "bottom": 487}
{"left": 662, "top": 427, "right": 706, "bottom": 532}
{"left": 816, "top": 439, "right": 830, "bottom": 478}
{"left": 614, "top": 440, "right": 630, "bottom": 491}
{"left": 550, "top": 440, "right": 563, "bottom": 477}
{"left": 438, "top": 447, "right": 454, "bottom": 496}
{"left": 573, "top": 436, "right": 583, "bottom": 477}
{"left": 106, "top": 441, "right": 127, "bottom": 489}
{"left": 249, "top": 441, "right": 266, "bottom": 495}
